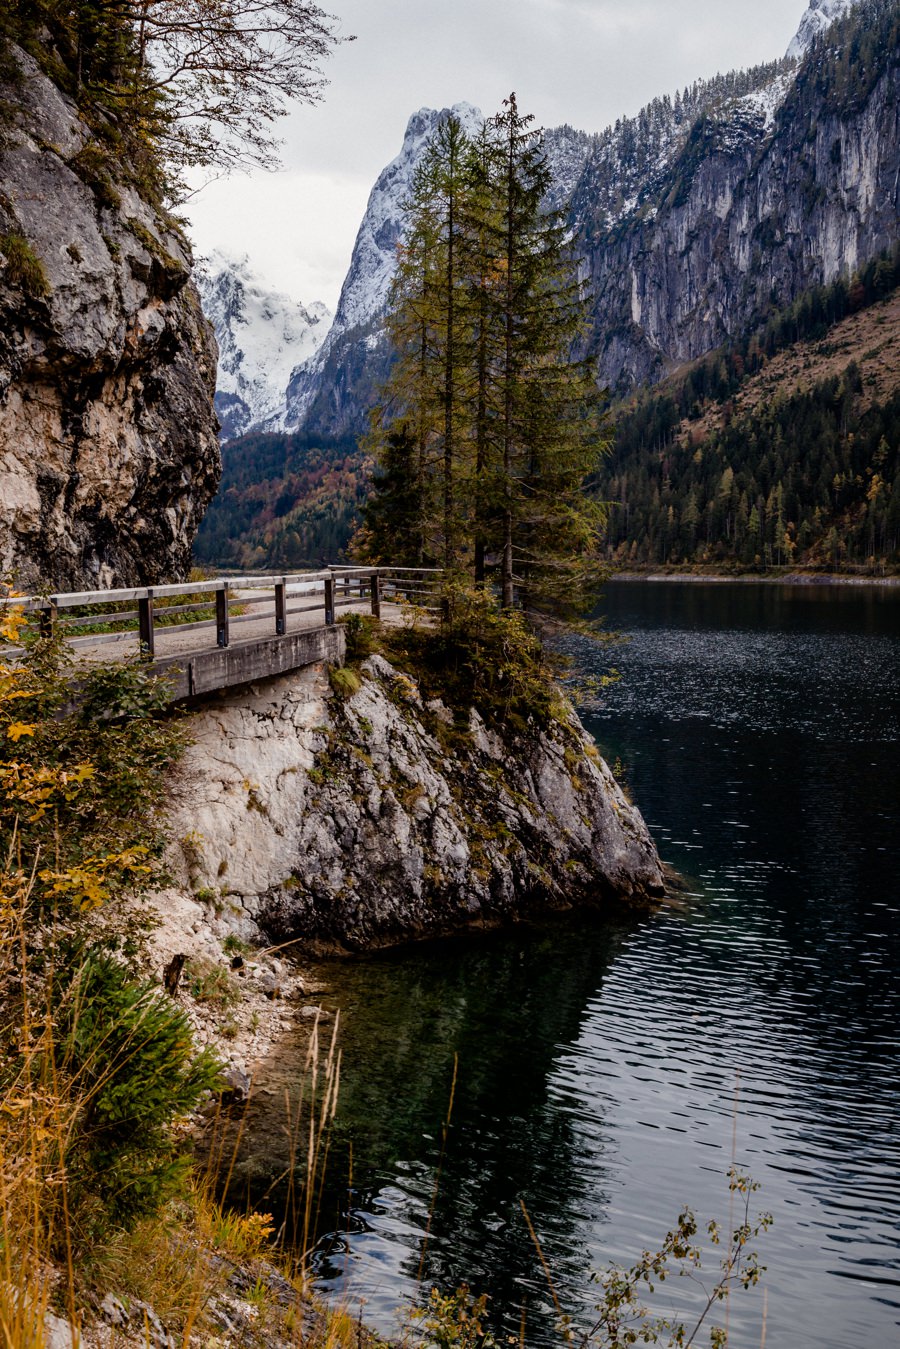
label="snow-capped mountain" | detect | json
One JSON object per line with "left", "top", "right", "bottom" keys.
{"left": 211, "top": 0, "right": 882, "bottom": 441}
{"left": 786, "top": 0, "right": 859, "bottom": 58}
{"left": 196, "top": 252, "right": 331, "bottom": 440}
{"left": 279, "top": 102, "right": 482, "bottom": 433}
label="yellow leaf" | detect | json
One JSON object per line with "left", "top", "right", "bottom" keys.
{"left": 6, "top": 722, "right": 36, "bottom": 742}
{"left": 0, "top": 606, "right": 27, "bottom": 643}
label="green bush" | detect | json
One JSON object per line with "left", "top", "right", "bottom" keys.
{"left": 339, "top": 610, "right": 378, "bottom": 661}
{"left": 384, "top": 583, "right": 566, "bottom": 731}
{"left": 0, "top": 232, "right": 49, "bottom": 296}
{"left": 0, "top": 635, "right": 187, "bottom": 916}
{"left": 52, "top": 952, "right": 221, "bottom": 1239}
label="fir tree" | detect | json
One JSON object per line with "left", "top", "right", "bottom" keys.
{"left": 363, "top": 95, "right": 610, "bottom": 614}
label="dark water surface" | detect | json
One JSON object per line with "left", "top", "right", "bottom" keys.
{"left": 302, "top": 581, "right": 900, "bottom": 1347}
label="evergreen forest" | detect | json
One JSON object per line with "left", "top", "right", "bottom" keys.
{"left": 197, "top": 247, "right": 900, "bottom": 577}
{"left": 602, "top": 247, "right": 900, "bottom": 570}
{"left": 193, "top": 432, "right": 366, "bottom": 570}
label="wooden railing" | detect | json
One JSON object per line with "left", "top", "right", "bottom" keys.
{"left": 5, "top": 566, "right": 444, "bottom": 659}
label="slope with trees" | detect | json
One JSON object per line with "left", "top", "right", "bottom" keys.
{"left": 601, "top": 248, "right": 900, "bottom": 571}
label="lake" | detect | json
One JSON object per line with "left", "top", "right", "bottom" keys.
{"left": 281, "top": 581, "right": 900, "bottom": 1347}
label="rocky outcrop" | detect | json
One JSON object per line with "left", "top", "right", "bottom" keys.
{"left": 576, "top": 0, "right": 900, "bottom": 391}
{"left": 165, "top": 657, "right": 664, "bottom": 954}
{"left": 0, "top": 47, "right": 220, "bottom": 590}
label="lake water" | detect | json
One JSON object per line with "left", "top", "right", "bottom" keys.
{"left": 286, "top": 581, "right": 900, "bottom": 1347}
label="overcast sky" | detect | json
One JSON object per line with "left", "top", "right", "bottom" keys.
{"left": 184, "top": 0, "right": 810, "bottom": 311}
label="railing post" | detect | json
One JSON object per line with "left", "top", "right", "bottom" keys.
{"left": 138, "top": 589, "right": 155, "bottom": 659}
{"left": 274, "top": 579, "right": 286, "bottom": 636}
{"left": 39, "top": 597, "right": 58, "bottom": 641}
{"left": 370, "top": 571, "right": 381, "bottom": 620}
{"left": 216, "top": 582, "right": 230, "bottom": 648}
{"left": 323, "top": 575, "right": 335, "bottom": 626}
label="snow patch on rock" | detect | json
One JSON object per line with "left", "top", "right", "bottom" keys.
{"left": 786, "top": 0, "right": 860, "bottom": 60}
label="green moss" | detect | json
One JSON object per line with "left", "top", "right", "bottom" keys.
{"left": 70, "top": 141, "right": 123, "bottom": 209}
{"left": 328, "top": 665, "right": 362, "bottom": 699}
{"left": 125, "top": 216, "right": 187, "bottom": 285}
{"left": 0, "top": 232, "right": 50, "bottom": 296}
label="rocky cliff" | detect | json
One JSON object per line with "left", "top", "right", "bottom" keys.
{"left": 164, "top": 657, "right": 664, "bottom": 955}
{"left": 577, "top": 0, "right": 900, "bottom": 391}
{"left": 0, "top": 46, "right": 220, "bottom": 591}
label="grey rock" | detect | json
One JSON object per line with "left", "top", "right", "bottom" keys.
{"left": 165, "top": 661, "right": 666, "bottom": 957}
{"left": 129, "top": 1301, "right": 173, "bottom": 1349}
{"left": 43, "top": 1313, "right": 79, "bottom": 1349}
{"left": 219, "top": 1064, "right": 252, "bottom": 1105}
{"left": 0, "top": 45, "right": 219, "bottom": 590}
{"left": 256, "top": 969, "right": 282, "bottom": 999}
{"left": 99, "top": 1294, "right": 128, "bottom": 1328}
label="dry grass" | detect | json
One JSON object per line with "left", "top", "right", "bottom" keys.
{"left": 0, "top": 855, "right": 348, "bottom": 1349}
{"left": 676, "top": 289, "right": 900, "bottom": 446}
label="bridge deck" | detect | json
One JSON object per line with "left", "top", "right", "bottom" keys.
{"left": 3, "top": 568, "right": 441, "bottom": 705}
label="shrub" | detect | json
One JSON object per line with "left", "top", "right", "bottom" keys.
{"left": 185, "top": 956, "right": 241, "bottom": 1008}
{"left": 50, "top": 952, "right": 221, "bottom": 1239}
{"left": 0, "top": 623, "right": 187, "bottom": 917}
{"left": 339, "top": 610, "right": 378, "bottom": 661}
{"left": 384, "top": 582, "right": 566, "bottom": 731}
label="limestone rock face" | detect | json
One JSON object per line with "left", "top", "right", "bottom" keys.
{"left": 165, "top": 658, "right": 665, "bottom": 953}
{"left": 0, "top": 47, "right": 220, "bottom": 590}
{"left": 577, "top": 48, "right": 900, "bottom": 392}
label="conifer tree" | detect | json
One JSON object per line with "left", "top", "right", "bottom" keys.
{"left": 362, "top": 96, "right": 609, "bottom": 613}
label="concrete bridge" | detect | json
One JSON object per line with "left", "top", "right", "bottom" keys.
{"left": 8, "top": 567, "right": 442, "bottom": 703}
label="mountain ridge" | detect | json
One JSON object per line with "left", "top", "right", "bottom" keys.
{"left": 201, "top": 0, "right": 887, "bottom": 442}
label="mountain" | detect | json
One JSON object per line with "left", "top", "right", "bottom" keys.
{"left": 281, "top": 102, "right": 483, "bottom": 436}
{"left": 599, "top": 251, "right": 900, "bottom": 570}
{"left": 195, "top": 253, "right": 331, "bottom": 440}
{"left": 275, "top": 0, "right": 892, "bottom": 439}
{"left": 574, "top": 0, "right": 897, "bottom": 394}
{"left": 786, "top": 0, "right": 859, "bottom": 57}
{"left": 196, "top": 0, "right": 900, "bottom": 573}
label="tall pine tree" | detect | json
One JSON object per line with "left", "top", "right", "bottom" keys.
{"left": 362, "top": 96, "right": 609, "bottom": 613}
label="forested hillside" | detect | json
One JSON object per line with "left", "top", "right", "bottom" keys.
{"left": 193, "top": 432, "right": 365, "bottom": 568}
{"left": 196, "top": 250, "right": 900, "bottom": 574}
{"left": 601, "top": 248, "right": 900, "bottom": 570}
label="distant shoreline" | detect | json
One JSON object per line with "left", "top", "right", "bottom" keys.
{"left": 608, "top": 571, "right": 900, "bottom": 588}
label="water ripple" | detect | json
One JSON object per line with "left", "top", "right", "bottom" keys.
{"left": 299, "top": 583, "right": 900, "bottom": 1349}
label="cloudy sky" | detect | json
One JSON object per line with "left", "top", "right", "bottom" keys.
{"left": 184, "top": 0, "right": 811, "bottom": 311}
